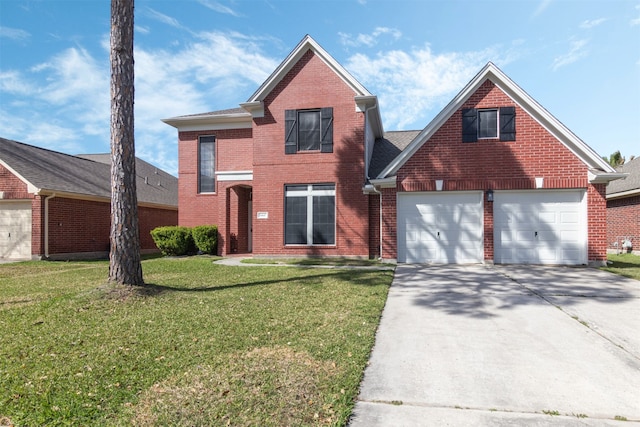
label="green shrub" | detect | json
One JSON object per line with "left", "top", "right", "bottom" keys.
{"left": 192, "top": 225, "right": 218, "bottom": 254}
{"left": 150, "top": 226, "right": 195, "bottom": 256}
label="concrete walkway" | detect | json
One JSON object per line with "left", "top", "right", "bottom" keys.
{"left": 213, "top": 256, "right": 395, "bottom": 270}
{"left": 349, "top": 264, "right": 640, "bottom": 426}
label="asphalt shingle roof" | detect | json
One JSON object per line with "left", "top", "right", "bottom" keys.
{"left": 607, "top": 156, "right": 640, "bottom": 195}
{"left": 369, "top": 130, "right": 421, "bottom": 179}
{"left": 0, "top": 137, "right": 177, "bottom": 207}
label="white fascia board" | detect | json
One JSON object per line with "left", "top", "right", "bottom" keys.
{"left": 0, "top": 158, "right": 39, "bottom": 193}
{"left": 215, "top": 170, "right": 253, "bottom": 181}
{"left": 369, "top": 176, "right": 397, "bottom": 188}
{"left": 239, "top": 101, "right": 264, "bottom": 118}
{"left": 377, "top": 62, "right": 616, "bottom": 179}
{"left": 588, "top": 170, "right": 628, "bottom": 184}
{"left": 607, "top": 188, "right": 640, "bottom": 200}
{"left": 162, "top": 113, "right": 252, "bottom": 132}
{"left": 246, "top": 35, "right": 372, "bottom": 103}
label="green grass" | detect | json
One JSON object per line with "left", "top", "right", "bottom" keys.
{"left": 0, "top": 256, "right": 393, "bottom": 426}
{"left": 240, "top": 257, "right": 388, "bottom": 267}
{"left": 602, "top": 253, "right": 640, "bottom": 281}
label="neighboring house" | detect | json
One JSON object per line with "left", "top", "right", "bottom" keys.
{"left": 163, "top": 35, "right": 622, "bottom": 266}
{"left": 606, "top": 156, "right": 640, "bottom": 254}
{"left": 0, "top": 138, "right": 178, "bottom": 260}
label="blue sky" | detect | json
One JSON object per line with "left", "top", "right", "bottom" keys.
{"left": 1, "top": 0, "right": 639, "bottom": 176}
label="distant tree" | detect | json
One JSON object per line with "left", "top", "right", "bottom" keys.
{"left": 108, "top": 0, "right": 144, "bottom": 286}
{"left": 605, "top": 150, "right": 625, "bottom": 168}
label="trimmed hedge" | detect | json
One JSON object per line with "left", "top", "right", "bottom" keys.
{"left": 192, "top": 225, "right": 218, "bottom": 255}
{"left": 150, "top": 226, "right": 195, "bottom": 256}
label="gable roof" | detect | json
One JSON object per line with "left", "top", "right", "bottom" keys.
{"left": 375, "top": 62, "right": 617, "bottom": 180}
{"left": 0, "top": 138, "right": 177, "bottom": 208}
{"left": 606, "top": 156, "right": 640, "bottom": 199}
{"left": 163, "top": 35, "right": 384, "bottom": 138}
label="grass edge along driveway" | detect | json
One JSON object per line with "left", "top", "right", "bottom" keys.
{"left": 0, "top": 256, "right": 393, "bottom": 426}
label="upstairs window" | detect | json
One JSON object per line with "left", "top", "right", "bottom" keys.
{"left": 198, "top": 135, "right": 215, "bottom": 193}
{"left": 285, "top": 107, "right": 333, "bottom": 154}
{"left": 462, "top": 106, "right": 516, "bottom": 142}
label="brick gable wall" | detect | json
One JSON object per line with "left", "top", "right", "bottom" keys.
{"left": 251, "top": 50, "right": 369, "bottom": 256}
{"left": 380, "top": 80, "right": 606, "bottom": 263}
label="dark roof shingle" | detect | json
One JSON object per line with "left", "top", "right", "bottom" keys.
{"left": 607, "top": 156, "right": 640, "bottom": 196}
{"left": 369, "top": 130, "right": 421, "bottom": 179}
{"left": 0, "top": 138, "right": 177, "bottom": 207}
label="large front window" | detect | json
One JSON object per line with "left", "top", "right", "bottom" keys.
{"left": 285, "top": 184, "right": 335, "bottom": 245}
{"left": 198, "top": 136, "right": 215, "bottom": 193}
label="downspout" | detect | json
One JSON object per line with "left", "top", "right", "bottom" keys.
{"left": 44, "top": 193, "right": 56, "bottom": 259}
{"left": 363, "top": 101, "right": 383, "bottom": 260}
{"left": 371, "top": 184, "right": 383, "bottom": 261}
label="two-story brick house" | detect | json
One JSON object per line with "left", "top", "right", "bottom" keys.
{"left": 163, "top": 35, "right": 622, "bottom": 265}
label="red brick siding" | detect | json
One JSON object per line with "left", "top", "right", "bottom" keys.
{"left": 368, "top": 194, "right": 380, "bottom": 258}
{"left": 587, "top": 184, "right": 607, "bottom": 261}
{"left": 177, "top": 50, "right": 371, "bottom": 257}
{"left": 251, "top": 50, "right": 369, "bottom": 256}
{"left": 607, "top": 195, "right": 640, "bottom": 249}
{"left": 177, "top": 128, "right": 253, "bottom": 228}
{"left": 0, "top": 163, "right": 31, "bottom": 198}
{"left": 45, "top": 197, "right": 177, "bottom": 255}
{"left": 383, "top": 80, "right": 602, "bottom": 262}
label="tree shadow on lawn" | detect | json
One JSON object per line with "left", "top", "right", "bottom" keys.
{"left": 97, "top": 268, "right": 391, "bottom": 300}
{"left": 396, "top": 265, "right": 638, "bottom": 319}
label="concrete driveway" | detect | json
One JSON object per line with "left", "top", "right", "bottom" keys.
{"left": 349, "top": 265, "right": 640, "bottom": 426}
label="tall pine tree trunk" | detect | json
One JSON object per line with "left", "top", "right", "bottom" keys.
{"left": 109, "top": 0, "right": 144, "bottom": 285}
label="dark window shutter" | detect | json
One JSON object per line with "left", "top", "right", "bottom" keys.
{"left": 285, "top": 109, "right": 297, "bottom": 154}
{"left": 462, "top": 108, "right": 478, "bottom": 142}
{"left": 320, "top": 107, "right": 333, "bottom": 153}
{"left": 500, "top": 107, "right": 516, "bottom": 141}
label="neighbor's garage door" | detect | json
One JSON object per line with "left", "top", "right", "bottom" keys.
{"left": 494, "top": 190, "right": 586, "bottom": 265}
{"left": 397, "top": 192, "right": 483, "bottom": 263}
{"left": 0, "top": 201, "right": 32, "bottom": 259}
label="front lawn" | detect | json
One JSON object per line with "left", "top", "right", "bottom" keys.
{"left": 0, "top": 257, "right": 393, "bottom": 426}
{"left": 603, "top": 253, "right": 640, "bottom": 281}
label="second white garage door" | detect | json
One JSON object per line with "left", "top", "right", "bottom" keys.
{"left": 397, "top": 192, "right": 483, "bottom": 264}
{"left": 494, "top": 190, "right": 587, "bottom": 265}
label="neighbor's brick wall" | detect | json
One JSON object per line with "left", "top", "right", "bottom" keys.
{"left": 250, "top": 50, "right": 370, "bottom": 257}
{"left": 385, "top": 80, "right": 600, "bottom": 261}
{"left": 45, "top": 197, "right": 177, "bottom": 256}
{"left": 0, "top": 163, "right": 30, "bottom": 198}
{"left": 607, "top": 195, "right": 640, "bottom": 249}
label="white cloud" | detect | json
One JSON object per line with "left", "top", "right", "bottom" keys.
{"left": 533, "top": 0, "right": 552, "bottom": 17}
{"left": 551, "top": 38, "right": 589, "bottom": 71}
{"left": 135, "top": 25, "right": 151, "bottom": 35}
{"left": 0, "top": 26, "right": 30, "bottom": 41}
{"left": 0, "top": 70, "right": 34, "bottom": 95}
{"left": 196, "top": 0, "right": 241, "bottom": 17}
{"left": 144, "top": 8, "right": 185, "bottom": 30}
{"left": 580, "top": 18, "right": 608, "bottom": 29}
{"left": 339, "top": 27, "right": 402, "bottom": 48}
{"left": 346, "top": 45, "right": 503, "bottom": 130}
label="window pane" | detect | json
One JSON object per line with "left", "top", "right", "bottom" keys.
{"left": 298, "top": 111, "right": 320, "bottom": 151}
{"left": 199, "top": 137, "right": 215, "bottom": 193}
{"left": 285, "top": 196, "right": 307, "bottom": 244}
{"left": 312, "top": 195, "right": 335, "bottom": 245}
{"left": 478, "top": 110, "right": 497, "bottom": 138}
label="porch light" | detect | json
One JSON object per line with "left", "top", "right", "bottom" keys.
{"left": 486, "top": 189, "right": 494, "bottom": 202}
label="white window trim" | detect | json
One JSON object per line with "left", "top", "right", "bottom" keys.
{"left": 285, "top": 184, "right": 336, "bottom": 246}
{"left": 477, "top": 108, "right": 499, "bottom": 140}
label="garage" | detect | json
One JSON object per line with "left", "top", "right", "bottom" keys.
{"left": 494, "top": 190, "right": 586, "bottom": 265}
{"left": 0, "top": 201, "right": 32, "bottom": 260}
{"left": 397, "top": 192, "right": 483, "bottom": 263}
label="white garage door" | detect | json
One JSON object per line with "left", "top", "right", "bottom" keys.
{"left": 494, "top": 191, "right": 586, "bottom": 265}
{"left": 397, "top": 192, "right": 483, "bottom": 263}
{"left": 0, "top": 201, "right": 32, "bottom": 259}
